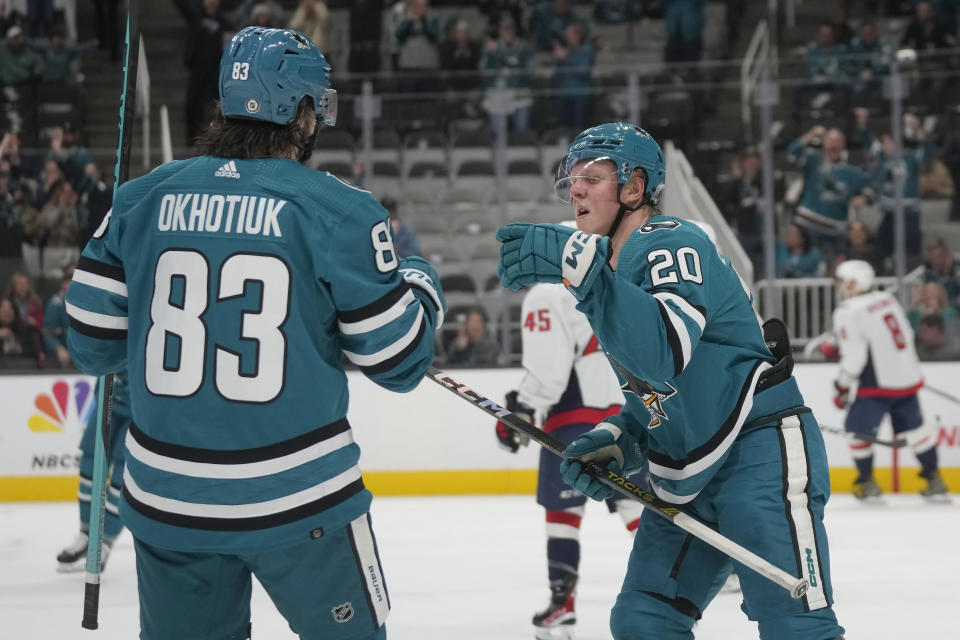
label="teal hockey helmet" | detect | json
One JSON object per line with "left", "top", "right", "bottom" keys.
{"left": 219, "top": 27, "right": 337, "bottom": 126}
{"left": 555, "top": 122, "right": 665, "bottom": 205}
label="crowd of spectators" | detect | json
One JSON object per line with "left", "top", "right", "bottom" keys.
{"left": 0, "top": 266, "right": 74, "bottom": 368}
{"left": 4, "top": 1, "right": 960, "bottom": 366}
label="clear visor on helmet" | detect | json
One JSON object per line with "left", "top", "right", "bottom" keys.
{"left": 317, "top": 88, "right": 337, "bottom": 126}
{"left": 553, "top": 153, "right": 620, "bottom": 203}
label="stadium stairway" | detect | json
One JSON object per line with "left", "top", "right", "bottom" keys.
{"left": 75, "top": 0, "right": 191, "bottom": 179}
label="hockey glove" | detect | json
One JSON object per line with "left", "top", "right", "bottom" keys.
{"left": 496, "top": 223, "right": 609, "bottom": 301}
{"left": 494, "top": 390, "right": 532, "bottom": 453}
{"left": 819, "top": 342, "right": 839, "bottom": 360}
{"left": 559, "top": 422, "right": 645, "bottom": 501}
{"left": 399, "top": 256, "right": 447, "bottom": 329}
{"left": 833, "top": 380, "right": 850, "bottom": 409}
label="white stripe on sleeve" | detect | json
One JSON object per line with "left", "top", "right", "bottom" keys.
{"left": 72, "top": 268, "right": 128, "bottom": 297}
{"left": 65, "top": 301, "right": 129, "bottom": 330}
{"left": 342, "top": 305, "right": 424, "bottom": 367}
{"left": 338, "top": 290, "right": 416, "bottom": 336}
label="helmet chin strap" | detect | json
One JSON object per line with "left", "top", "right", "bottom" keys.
{"left": 605, "top": 183, "right": 644, "bottom": 238}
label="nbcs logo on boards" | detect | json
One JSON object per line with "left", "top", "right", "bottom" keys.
{"left": 28, "top": 379, "right": 93, "bottom": 433}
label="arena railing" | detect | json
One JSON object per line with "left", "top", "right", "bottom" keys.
{"left": 756, "top": 269, "right": 925, "bottom": 351}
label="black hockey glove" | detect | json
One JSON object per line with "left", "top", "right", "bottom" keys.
{"left": 495, "top": 390, "right": 532, "bottom": 453}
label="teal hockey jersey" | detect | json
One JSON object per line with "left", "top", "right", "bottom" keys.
{"left": 65, "top": 156, "right": 439, "bottom": 552}
{"left": 575, "top": 216, "right": 806, "bottom": 504}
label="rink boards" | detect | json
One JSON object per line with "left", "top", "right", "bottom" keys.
{"left": 2, "top": 363, "right": 958, "bottom": 500}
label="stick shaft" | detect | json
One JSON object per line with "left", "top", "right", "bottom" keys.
{"left": 425, "top": 367, "right": 809, "bottom": 599}
{"left": 819, "top": 423, "right": 907, "bottom": 448}
{"left": 923, "top": 384, "right": 960, "bottom": 406}
{"left": 82, "top": 2, "right": 141, "bottom": 630}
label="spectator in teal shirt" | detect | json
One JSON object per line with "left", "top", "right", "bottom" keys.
{"left": 0, "top": 25, "right": 42, "bottom": 85}
{"left": 847, "top": 20, "right": 891, "bottom": 94}
{"left": 480, "top": 17, "right": 534, "bottom": 135}
{"left": 553, "top": 23, "right": 594, "bottom": 130}
{"left": 29, "top": 27, "right": 97, "bottom": 85}
{"left": 776, "top": 224, "right": 826, "bottom": 278}
{"left": 793, "top": 23, "right": 848, "bottom": 110}
{"left": 664, "top": 0, "right": 705, "bottom": 63}
{"left": 854, "top": 108, "right": 931, "bottom": 262}
{"left": 42, "top": 266, "right": 74, "bottom": 368}
{"left": 787, "top": 125, "right": 872, "bottom": 256}
{"left": 528, "top": 0, "right": 589, "bottom": 52}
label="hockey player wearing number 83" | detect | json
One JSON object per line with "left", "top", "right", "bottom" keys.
{"left": 64, "top": 27, "right": 446, "bottom": 640}
{"left": 496, "top": 122, "right": 846, "bottom": 639}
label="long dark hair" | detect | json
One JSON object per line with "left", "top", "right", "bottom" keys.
{"left": 195, "top": 97, "right": 316, "bottom": 160}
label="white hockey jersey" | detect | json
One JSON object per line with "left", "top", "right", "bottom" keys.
{"left": 516, "top": 283, "right": 624, "bottom": 432}
{"left": 832, "top": 289, "right": 924, "bottom": 395}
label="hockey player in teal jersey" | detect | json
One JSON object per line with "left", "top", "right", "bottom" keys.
{"left": 496, "top": 123, "right": 845, "bottom": 639}
{"left": 55, "top": 374, "right": 130, "bottom": 573}
{"left": 64, "top": 27, "right": 445, "bottom": 640}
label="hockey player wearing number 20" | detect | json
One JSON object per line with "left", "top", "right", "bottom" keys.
{"left": 495, "top": 274, "right": 645, "bottom": 640}
{"left": 832, "top": 259, "right": 949, "bottom": 501}
{"left": 496, "top": 123, "right": 845, "bottom": 639}
{"left": 64, "top": 27, "right": 446, "bottom": 640}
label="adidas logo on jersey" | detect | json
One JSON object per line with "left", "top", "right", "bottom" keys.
{"left": 214, "top": 161, "right": 240, "bottom": 179}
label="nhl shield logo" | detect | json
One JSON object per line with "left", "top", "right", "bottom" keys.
{"left": 332, "top": 602, "right": 354, "bottom": 623}
{"left": 245, "top": 98, "right": 260, "bottom": 114}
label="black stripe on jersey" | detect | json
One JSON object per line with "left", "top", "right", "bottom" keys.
{"left": 337, "top": 281, "right": 411, "bottom": 324}
{"left": 348, "top": 514, "right": 380, "bottom": 635}
{"left": 127, "top": 418, "right": 351, "bottom": 464}
{"left": 655, "top": 299, "right": 685, "bottom": 378}
{"left": 78, "top": 256, "right": 126, "bottom": 283}
{"left": 648, "top": 360, "right": 765, "bottom": 470}
{"left": 645, "top": 592, "right": 702, "bottom": 621}
{"left": 122, "top": 477, "right": 366, "bottom": 531}
{"left": 359, "top": 315, "right": 427, "bottom": 375}
{"left": 68, "top": 316, "right": 127, "bottom": 340}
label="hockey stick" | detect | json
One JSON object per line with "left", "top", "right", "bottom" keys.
{"left": 425, "top": 367, "right": 810, "bottom": 600}
{"left": 82, "top": 0, "right": 141, "bottom": 630}
{"left": 818, "top": 424, "right": 907, "bottom": 448}
{"left": 922, "top": 384, "right": 960, "bottom": 407}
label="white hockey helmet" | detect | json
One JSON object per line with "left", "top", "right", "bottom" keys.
{"left": 835, "top": 259, "right": 875, "bottom": 299}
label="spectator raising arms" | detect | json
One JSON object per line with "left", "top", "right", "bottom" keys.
{"left": 907, "top": 281, "right": 958, "bottom": 332}
{"left": 787, "top": 125, "right": 872, "bottom": 259}
{"left": 854, "top": 108, "right": 930, "bottom": 264}
{"left": 394, "top": 0, "right": 441, "bottom": 93}
{"left": 29, "top": 27, "right": 97, "bottom": 85}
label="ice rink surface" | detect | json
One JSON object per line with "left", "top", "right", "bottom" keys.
{"left": 2, "top": 493, "right": 957, "bottom": 639}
